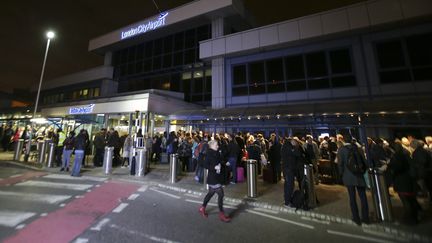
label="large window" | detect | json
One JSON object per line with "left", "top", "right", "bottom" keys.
{"left": 113, "top": 24, "right": 211, "bottom": 79}
{"left": 231, "top": 47, "right": 356, "bottom": 96}
{"left": 112, "top": 24, "right": 211, "bottom": 104}
{"left": 375, "top": 32, "right": 432, "bottom": 84}
{"left": 43, "top": 87, "right": 100, "bottom": 105}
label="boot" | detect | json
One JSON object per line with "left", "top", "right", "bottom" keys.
{"left": 219, "top": 212, "right": 231, "bottom": 222}
{"left": 199, "top": 206, "right": 208, "bottom": 218}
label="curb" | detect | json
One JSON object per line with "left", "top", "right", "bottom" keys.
{"left": 0, "top": 160, "right": 44, "bottom": 171}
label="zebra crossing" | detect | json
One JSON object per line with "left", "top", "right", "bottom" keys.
{"left": 0, "top": 173, "right": 107, "bottom": 231}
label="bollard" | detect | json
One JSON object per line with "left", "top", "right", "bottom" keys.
{"left": 135, "top": 137, "right": 144, "bottom": 148}
{"left": 247, "top": 159, "right": 257, "bottom": 198}
{"left": 369, "top": 168, "right": 393, "bottom": 222}
{"left": 304, "top": 164, "right": 317, "bottom": 208}
{"left": 46, "top": 143, "right": 55, "bottom": 168}
{"left": 169, "top": 153, "right": 178, "bottom": 183}
{"left": 103, "top": 146, "right": 114, "bottom": 175}
{"left": 38, "top": 140, "right": 47, "bottom": 164}
{"left": 203, "top": 169, "right": 209, "bottom": 190}
{"left": 130, "top": 147, "right": 136, "bottom": 175}
{"left": 13, "top": 139, "right": 24, "bottom": 161}
{"left": 135, "top": 148, "right": 146, "bottom": 176}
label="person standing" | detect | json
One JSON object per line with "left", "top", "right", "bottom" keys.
{"left": 93, "top": 129, "right": 106, "bottom": 167}
{"left": 199, "top": 140, "right": 231, "bottom": 222}
{"left": 389, "top": 142, "right": 420, "bottom": 225}
{"left": 122, "top": 134, "right": 133, "bottom": 167}
{"left": 60, "top": 131, "right": 75, "bottom": 172}
{"left": 337, "top": 134, "right": 370, "bottom": 225}
{"left": 226, "top": 133, "right": 240, "bottom": 184}
{"left": 54, "top": 128, "right": 66, "bottom": 167}
{"left": 2, "top": 125, "right": 13, "bottom": 151}
{"left": 71, "top": 129, "right": 87, "bottom": 177}
{"left": 268, "top": 133, "right": 282, "bottom": 182}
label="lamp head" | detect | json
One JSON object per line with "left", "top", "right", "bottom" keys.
{"left": 46, "top": 31, "right": 55, "bottom": 39}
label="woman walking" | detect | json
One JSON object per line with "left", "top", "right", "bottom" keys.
{"left": 199, "top": 140, "right": 231, "bottom": 222}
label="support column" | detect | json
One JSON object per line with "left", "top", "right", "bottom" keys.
{"left": 211, "top": 17, "right": 226, "bottom": 109}
{"left": 212, "top": 58, "right": 225, "bottom": 109}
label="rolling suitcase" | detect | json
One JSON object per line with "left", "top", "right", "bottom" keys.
{"left": 263, "top": 165, "right": 277, "bottom": 183}
{"left": 237, "top": 167, "right": 245, "bottom": 183}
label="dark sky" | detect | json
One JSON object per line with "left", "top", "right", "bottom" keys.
{"left": 0, "top": 0, "right": 365, "bottom": 93}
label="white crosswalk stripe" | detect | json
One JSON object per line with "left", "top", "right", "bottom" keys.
{"left": 43, "top": 174, "right": 107, "bottom": 182}
{"left": 0, "top": 191, "right": 71, "bottom": 204}
{"left": 1, "top": 174, "right": 102, "bottom": 229}
{"left": 0, "top": 211, "right": 36, "bottom": 227}
{"left": 14, "top": 180, "right": 94, "bottom": 191}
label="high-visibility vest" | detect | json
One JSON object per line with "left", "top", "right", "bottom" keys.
{"left": 58, "top": 132, "right": 66, "bottom": 146}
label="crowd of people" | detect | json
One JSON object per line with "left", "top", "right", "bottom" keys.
{"left": 1, "top": 123, "right": 431, "bottom": 225}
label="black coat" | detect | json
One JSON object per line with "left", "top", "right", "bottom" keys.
{"left": 74, "top": 134, "right": 87, "bottom": 151}
{"left": 281, "top": 143, "right": 304, "bottom": 171}
{"left": 203, "top": 149, "right": 224, "bottom": 185}
{"left": 268, "top": 141, "right": 281, "bottom": 166}
{"left": 389, "top": 146, "right": 416, "bottom": 193}
{"left": 246, "top": 144, "right": 262, "bottom": 162}
{"left": 227, "top": 140, "right": 240, "bottom": 158}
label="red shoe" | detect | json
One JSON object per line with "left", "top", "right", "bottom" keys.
{"left": 219, "top": 212, "right": 231, "bottom": 222}
{"left": 199, "top": 206, "right": 208, "bottom": 218}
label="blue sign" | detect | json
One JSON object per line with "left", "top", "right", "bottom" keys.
{"left": 121, "top": 12, "right": 168, "bottom": 40}
{"left": 69, "top": 104, "right": 95, "bottom": 115}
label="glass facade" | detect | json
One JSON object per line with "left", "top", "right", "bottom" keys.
{"left": 375, "top": 32, "right": 432, "bottom": 84}
{"left": 43, "top": 87, "right": 100, "bottom": 105}
{"left": 232, "top": 47, "right": 356, "bottom": 96}
{"left": 113, "top": 24, "right": 212, "bottom": 104}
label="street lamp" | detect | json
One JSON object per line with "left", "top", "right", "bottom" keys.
{"left": 25, "top": 31, "right": 55, "bottom": 161}
{"left": 33, "top": 31, "right": 55, "bottom": 119}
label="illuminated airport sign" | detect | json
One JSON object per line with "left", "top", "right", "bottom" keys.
{"left": 121, "top": 12, "right": 168, "bottom": 40}
{"left": 69, "top": 104, "right": 95, "bottom": 115}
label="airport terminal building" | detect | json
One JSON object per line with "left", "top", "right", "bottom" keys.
{"left": 35, "top": 0, "right": 432, "bottom": 139}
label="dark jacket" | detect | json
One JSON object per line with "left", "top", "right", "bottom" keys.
{"left": 389, "top": 144, "right": 416, "bottom": 194}
{"left": 203, "top": 149, "right": 224, "bottom": 185}
{"left": 246, "top": 143, "right": 262, "bottom": 162}
{"left": 93, "top": 133, "right": 106, "bottom": 149}
{"left": 412, "top": 147, "right": 432, "bottom": 180}
{"left": 63, "top": 136, "right": 75, "bottom": 150}
{"left": 281, "top": 143, "right": 305, "bottom": 171}
{"left": 370, "top": 144, "right": 388, "bottom": 168}
{"left": 338, "top": 144, "right": 367, "bottom": 187}
{"left": 268, "top": 141, "right": 281, "bottom": 166}
{"left": 227, "top": 140, "right": 240, "bottom": 158}
{"left": 74, "top": 133, "right": 87, "bottom": 151}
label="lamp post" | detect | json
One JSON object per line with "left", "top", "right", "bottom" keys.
{"left": 24, "top": 31, "right": 55, "bottom": 162}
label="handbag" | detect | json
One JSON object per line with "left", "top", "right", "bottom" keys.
{"left": 260, "top": 153, "right": 268, "bottom": 166}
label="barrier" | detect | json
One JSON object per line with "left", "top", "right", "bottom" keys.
{"left": 247, "top": 159, "right": 257, "bottom": 198}
{"left": 369, "top": 168, "right": 393, "bottom": 222}
{"left": 13, "top": 139, "right": 24, "bottom": 161}
{"left": 103, "top": 146, "right": 114, "bottom": 175}
{"left": 169, "top": 153, "right": 178, "bottom": 183}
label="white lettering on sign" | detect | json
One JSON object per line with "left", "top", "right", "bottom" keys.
{"left": 69, "top": 104, "right": 95, "bottom": 115}
{"left": 120, "top": 13, "right": 168, "bottom": 40}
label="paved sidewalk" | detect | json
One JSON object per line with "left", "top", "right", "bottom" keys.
{"left": 1, "top": 151, "right": 431, "bottom": 242}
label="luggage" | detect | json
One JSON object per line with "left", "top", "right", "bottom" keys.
{"left": 160, "top": 153, "right": 168, "bottom": 164}
{"left": 130, "top": 157, "right": 136, "bottom": 175}
{"left": 237, "top": 167, "right": 245, "bottom": 183}
{"left": 263, "top": 165, "right": 277, "bottom": 183}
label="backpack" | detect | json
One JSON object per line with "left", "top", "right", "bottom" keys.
{"left": 346, "top": 145, "right": 367, "bottom": 175}
{"left": 194, "top": 142, "right": 204, "bottom": 158}
{"left": 178, "top": 141, "right": 192, "bottom": 157}
{"left": 291, "top": 177, "right": 310, "bottom": 211}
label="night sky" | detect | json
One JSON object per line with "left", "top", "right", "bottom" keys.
{"left": 0, "top": 0, "right": 365, "bottom": 94}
